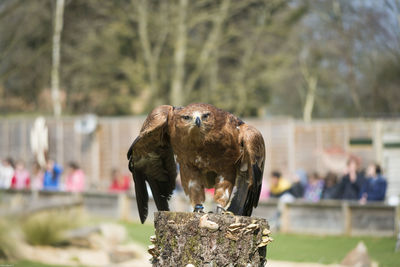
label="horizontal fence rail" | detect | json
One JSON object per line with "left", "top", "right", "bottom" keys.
{"left": 1, "top": 189, "right": 398, "bottom": 237}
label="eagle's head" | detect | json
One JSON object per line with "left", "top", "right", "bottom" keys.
{"left": 174, "top": 104, "right": 215, "bottom": 134}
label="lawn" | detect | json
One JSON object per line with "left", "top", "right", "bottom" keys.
{"left": 122, "top": 222, "right": 400, "bottom": 267}
{"left": 5, "top": 221, "right": 399, "bottom": 266}
{"left": 121, "top": 220, "right": 155, "bottom": 246}
{"left": 268, "top": 233, "right": 399, "bottom": 267}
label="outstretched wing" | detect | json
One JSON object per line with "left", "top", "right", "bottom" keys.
{"left": 127, "top": 105, "right": 177, "bottom": 223}
{"left": 228, "top": 124, "right": 265, "bottom": 216}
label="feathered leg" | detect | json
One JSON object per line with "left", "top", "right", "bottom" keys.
{"left": 180, "top": 164, "right": 205, "bottom": 212}
{"left": 213, "top": 175, "right": 234, "bottom": 214}
{"left": 188, "top": 179, "right": 205, "bottom": 211}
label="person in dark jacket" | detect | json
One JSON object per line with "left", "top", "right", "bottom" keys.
{"left": 289, "top": 169, "right": 307, "bottom": 198}
{"left": 360, "top": 163, "right": 387, "bottom": 202}
{"left": 321, "top": 172, "right": 339, "bottom": 199}
{"left": 336, "top": 157, "right": 365, "bottom": 200}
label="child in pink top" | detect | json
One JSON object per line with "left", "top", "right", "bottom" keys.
{"left": 11, "top": 161, "right": 30, "bottom": 189}
{"left": 65, "top": 162, "right": 85, "bottom": 192}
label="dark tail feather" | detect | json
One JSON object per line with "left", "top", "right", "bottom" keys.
{"left": 227, "top": 172, "right": 248, "bottom": 215}
{"left": 147, "top": 179, "right": 170, "bottom": 211}
{"left": 228, "top": 164, "right": 263, "bottom": 216}
{"left": 252, "top": 164, "right": 263, "bottom": 207}
{"left": 242, "top": 164, "right": 263, "bottom": 216}
{"left": 133, "top": 169, "right": 149, "bottom": 224}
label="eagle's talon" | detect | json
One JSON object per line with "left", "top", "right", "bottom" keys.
{"left": 194, "top": 204, "right": 205, "bottom": 213}
{"left": 216, "top": 205, "right": 225, "bottom": 214}
{"left": 223, "top": 211, "right": 234, "bottom": 216}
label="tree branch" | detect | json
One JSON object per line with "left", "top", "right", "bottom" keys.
{"left": 235, "top": 7, "right": 268, "bottom": 115}
{"left": 184, "top": 0, "right": 231, "bottom": 97}
{"left": 300, "top": 59, "right": 318, "bottom": 122}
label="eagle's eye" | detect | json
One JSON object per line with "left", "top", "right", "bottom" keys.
{"left": 202, "top": 113, "right": 210, "bottom": 119}
{"left": 181, "top": 115, "right": 191, "bottom": 120}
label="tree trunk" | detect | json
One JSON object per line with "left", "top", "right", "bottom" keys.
{"left": 170, "top": 0, "right": 188, "bottom": 106}
{"left": 302, "top": 75, "right": 317, "bottom": 123}
{"left": 300, "top": 60, "right": 317, "bottom": 123}
{"left": 51, "top": 0, "right": 65, "bottom": 117}
{"left": 137, "top": 0, "right": 159, "bottom": 104}
{"left": 150, "top": 211, "right": 271, "bottom": 267}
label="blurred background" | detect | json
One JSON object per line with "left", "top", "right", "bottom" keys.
{"left": 0, "top": 0, "right": 400, "bottom": 266}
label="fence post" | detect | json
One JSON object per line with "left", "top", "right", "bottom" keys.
{"left": 118, "top": 193, "right": 131, "bottom": 221}
{"left": 288, "top": 119, "right": 295, "bottom": 175}
{"left": 280, "top": 202, "right": 289, "bottom": 233}
{"left": 342, "top": 202, "right": 352, "bottom": 236}
{"left": 373, "top": 120, "right": 383, "bottom": 164}
{"left": 56, "top": 120, "right": 64, "bottom": 165}
{"left": 90, "top": 129, "right": 100, "bottom": 186}
{"left": 395, "top": 203, "right": 400, "bottom": 251}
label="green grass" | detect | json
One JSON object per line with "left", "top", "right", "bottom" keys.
{"left": 120, "top": 221, "right": 155, "bottom": 246}
{"left": 122, "top": 222, "right": 400, "bottom": 267}
{"left": 268, "top": 233, "right": 400, "bottom": 267}
{"left": 9, "top": 220, "right": 400, "bottom": 267}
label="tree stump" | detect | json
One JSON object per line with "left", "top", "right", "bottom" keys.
{"left": 149, "top": 211, "right": 271, "bottom": 266}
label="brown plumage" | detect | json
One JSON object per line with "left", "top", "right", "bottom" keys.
{"left": 127, "top": 103, "right": 265, "bottom": 223}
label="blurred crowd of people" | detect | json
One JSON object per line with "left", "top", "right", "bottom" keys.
{"left": 0, "top": 155, "right": 387, "bottom": 204}
{"left": 265, "top": 157, "right": 387, "bottom": 203}
{"left": 0, "top": 157, "right": 131, "bottom": 193}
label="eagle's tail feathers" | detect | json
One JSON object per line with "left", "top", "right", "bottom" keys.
{"left": 242, "top": 164, "right": 263, "bottom": 216}
{"left": 251, "top": 163, "right": 263, "bottom": 208}
{"left": 227, "top": 171, "right": 248, "bottom": 215}
{"left": 147, "top": 179, "right": 170, "bottom": 211}
{"left": 132, "top": 169, "right": 149, "bottom": 224}
{"left": 229, "top": 163, "right": 263, "bottom": 217}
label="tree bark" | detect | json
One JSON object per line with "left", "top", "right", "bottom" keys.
{"left": 150, "top": 211, "right": 271, "bottom": 267}
{"left": 300, "top": 61, "right": 318, "bottom": 123}
{"left": 170, "top": 0, "right": 188, "bottom": 106}
{"left": 137, "top": 0, "right": 157, "bottom": 100}
{"left": 137, "top": 0, "right": 168, "bottom": 105}
{"left": 51, "top": 0, "right": 65, "bottom": 117}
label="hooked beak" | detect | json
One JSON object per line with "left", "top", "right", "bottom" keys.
{"left": 195, "top": 117, "right": 201, "bottom": 127}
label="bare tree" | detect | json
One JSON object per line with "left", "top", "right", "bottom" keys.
{"left": 300, "top": 59, "right": 318, "bottom": 122}
{"left": 184, "top": 0, "right": 231, "bottom": 99}
{"left": 170, "top": 0, "right": 188, "bottom": 106}
{"left": 51, "top": 0, "right": 65, "bottom": 117}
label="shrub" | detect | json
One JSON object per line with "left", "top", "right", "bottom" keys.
{"left": 22, "top": 209, "right": 83, "bottom": 246}
{"left": 0, "top": 219, "right": 18, "bottom": 260}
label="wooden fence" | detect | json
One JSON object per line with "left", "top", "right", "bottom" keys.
{"left": 0, "top": 117, "right": 399, "bottom": 196}
{"left": 1, "top": 189, "right": 397, "bottom": 237}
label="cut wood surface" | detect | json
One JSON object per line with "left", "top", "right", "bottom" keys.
{"left": 150, "top": 211, "right": 271, "bottom": 266}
